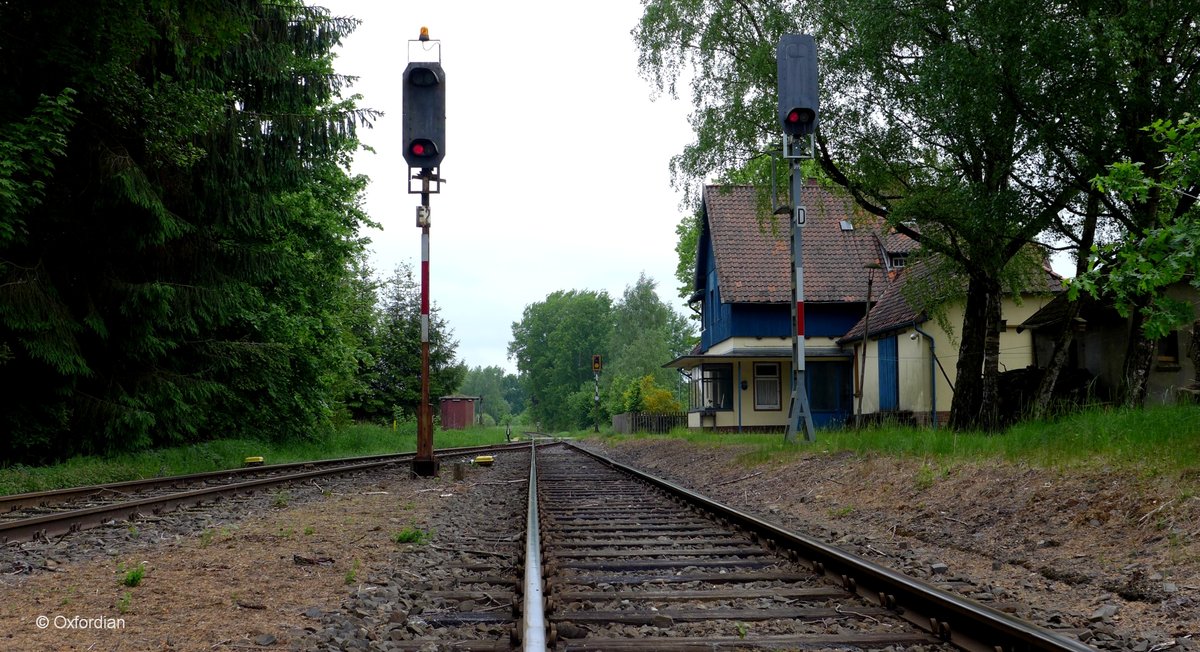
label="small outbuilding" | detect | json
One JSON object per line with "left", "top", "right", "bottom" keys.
{"left": 438, "top": 395, "right": 479, "bottom": 429}
{"left": 1019, "top": 286, "right": 1200, "bottom": 405}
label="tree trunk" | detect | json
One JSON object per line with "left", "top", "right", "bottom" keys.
{"left": 1031, "top": 194, "right": 1101, "bottom": 420}
{"left": 949, "top": 275, "right": 1001, "bottom": 430}
{"left": 1028, "top": 299, "right": 1082, "bottom": 420}
{"left": 1190, "top": 320, "right": 1200, "bottom": 386}
{"left": 979, "top": 288, "right": 1003, "bottom": 430}
{"left": 1121, "top": 302, "right": 1156, "bottom": 408}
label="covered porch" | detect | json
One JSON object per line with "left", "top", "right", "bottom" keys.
{"left": 665, "top": 346, "right": 853, "bottom": 432}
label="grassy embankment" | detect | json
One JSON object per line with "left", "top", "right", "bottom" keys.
{"left": 3, "top": 404, "right": 1197, "bottom": 495}
{"left": 606, "top": 403, "right": 1200, "bottom": 479}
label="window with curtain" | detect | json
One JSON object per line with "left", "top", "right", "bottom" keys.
{"left": 754, "top": 362, "right": 780, "bottom": 410}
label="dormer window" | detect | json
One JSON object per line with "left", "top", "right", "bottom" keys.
{"left": 890, "top": 253, "right": 907, "bottom": 269}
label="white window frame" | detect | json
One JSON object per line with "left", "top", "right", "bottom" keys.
{"left": 753, "top": 362, "right": 781, "bottom": 411}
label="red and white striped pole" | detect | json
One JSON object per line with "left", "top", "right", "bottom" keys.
{"left": 414, "top": 177, "right": 437, "bottom": 476}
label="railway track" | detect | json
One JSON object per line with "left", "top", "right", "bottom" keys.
{"left": 378, "top": 442, "right": 1094, "bottom": 651}
{"left": 0, "top": 452, "right": 428, "bottom": 513}
{"left": 0, "top": 442, "right": 530, "bottom": 543}
{"left": 526, "top": 442, "right": 1095, "bottom": 652}
{"left": 530, "top": 444, "right": 921, "bottom": 652}
{"left": 533, "top": 444, "right": 941, "bottom": 650}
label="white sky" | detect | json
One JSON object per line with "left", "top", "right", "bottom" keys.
{"left": 318, "top": 1, "right": 696, "bottom": 375}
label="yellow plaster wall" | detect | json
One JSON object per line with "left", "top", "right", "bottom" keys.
{"left": 855, "top": 294, "right": 1055, "bottom": 416}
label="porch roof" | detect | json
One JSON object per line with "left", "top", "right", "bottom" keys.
{"left": 1017, "top": 292, "right": 1114, "bottom": 331}
{"left": 663, "top": 346, "right": 850, "bottom": 369}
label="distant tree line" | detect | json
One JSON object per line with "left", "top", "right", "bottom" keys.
{"left": 457, "top": 365, "right": 525, "bottom": 427}
{"left": 507, "top": 274, "right": 696, "bottom": 432}
{"left": 0, "top": 2, "right": 463, "bottom": 464}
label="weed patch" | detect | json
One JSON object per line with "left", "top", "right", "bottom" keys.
{"left": 345, "top": 559, "right": 361, "bottom": 585}
{"left": 392, "top": 527, "right": 429, "bottom": 545}
{"left": 120, "top": 563, "right": 145, "bottom": 588}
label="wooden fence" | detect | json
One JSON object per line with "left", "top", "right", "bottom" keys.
{"left": 611, "top": 411, "right": 688, "bottom": 434}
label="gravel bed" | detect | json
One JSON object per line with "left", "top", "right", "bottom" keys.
{"left": 297, "top": 451, "right": 529, "bottom": 651}
{"left": 1, "top": 469, "right": 375, "bottom": 578}
{"left": 0, "top": 462, "right": 449, "bottom": 650}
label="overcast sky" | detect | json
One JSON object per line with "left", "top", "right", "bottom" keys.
{"left": 317, "top": 0, "right": 696, "bottom": 374}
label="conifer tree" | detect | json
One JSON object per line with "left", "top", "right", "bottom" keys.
{"left": 0, "top": 1, "right": 376, "bottom": 460}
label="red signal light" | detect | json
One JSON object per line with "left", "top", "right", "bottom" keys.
{"left": 783, "top": 107, "right": 816, "bottom": 137}
{"left": 408, "top": 139, "right": 438, "bottom": 160}
{"left": 787, "top": 108, "right": 813, "bottom": 124}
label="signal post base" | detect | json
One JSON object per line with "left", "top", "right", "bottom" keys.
{"left": 411, "top": 458, "right": 440, "bottom": 478}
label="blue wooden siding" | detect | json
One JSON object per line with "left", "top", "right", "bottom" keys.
{"left": 704, "top": 301, "right": 867, "bottom": 351}
{"left": 698, "top": 232, "right": 723, "bottom": 350}
{"left": 808, "top": 303, "right": 867, "bottom": 337}
{"left": 701, "top": 266, "right": 732, "bottom": 349}
{"left": 878, "top": 335, "right": 899, "bottom": 411}
{"left": 730, "top": 304, "right": 790, "bottom": 337}
{"left": 695, "top": 215, "right": 867, "bottom": 354}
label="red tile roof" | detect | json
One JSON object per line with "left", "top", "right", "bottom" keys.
{"left": 839, "top": 262, "right": 942, "bottom": 342}
{"left": 702, "top": 181, "right": 905, "bottom": 303}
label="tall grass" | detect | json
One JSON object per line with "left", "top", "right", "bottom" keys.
{"left": 999, "top": 404, "right": 1200, "bottom": 473}
{"left": 603, "top": 404, "right": 1200, "bottom": 477}
{"left": 0, "top": 422, "right": 510, "bottom": 496}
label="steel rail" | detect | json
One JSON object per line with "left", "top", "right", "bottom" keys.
{"left": 0, "top": 454, "right": 413, "bottom": 512}
{"left": 0, "top": 442, "right": 532, "bottom": 512}
{"left": 0, "top": 442, "right": 531, "bottom": 543}
{"left": 563, "top": 441, "right": 1095, "bottom": 652}
{"left": 0, "top": 459, "right": 397, "bottom": 542}
{"left": 521, "top": 439, "right": 547, "bottom": 651}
